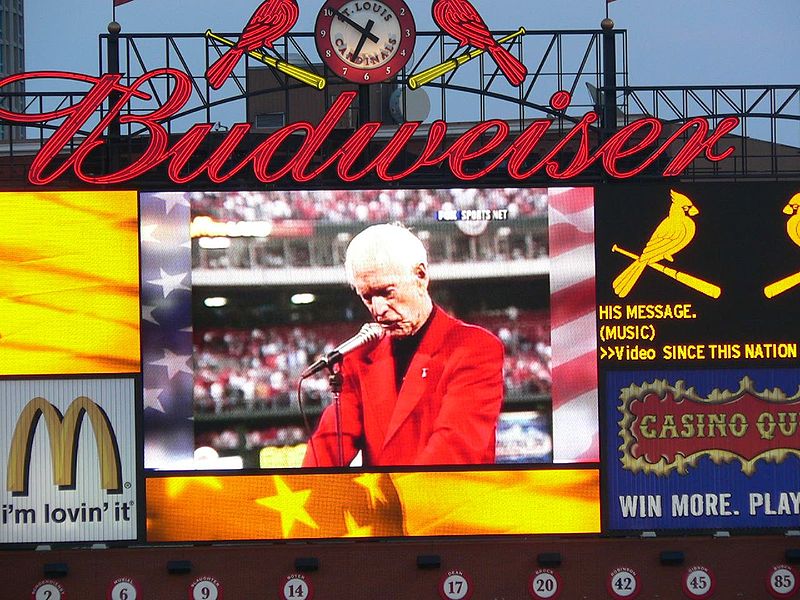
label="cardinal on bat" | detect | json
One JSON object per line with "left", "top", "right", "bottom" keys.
{"left": 432, "top": 0, "right": 528, "bottom": 86}
{"left": 783, "top": 192, "right": 800, "bottom": 248}
{"left": 762, "top": 192, "right": 800, "bottom": 298}
{"left": 612, "top": 190, "right": 699, "bottom": 299}
{"left": 205, "top": 0, "right": 299, "bottom": 90}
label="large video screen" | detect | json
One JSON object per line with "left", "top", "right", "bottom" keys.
{"left": 140, "top": 187, "right": 601, "bottom": 541}
{"left": 5, "top": 183, "right": 798, "bottom": 545}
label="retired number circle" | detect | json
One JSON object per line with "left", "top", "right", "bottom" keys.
{"left": 767, "top": 565, "right": 798, "bottom": 599}
{"left": 32, "top": 580, "right": 65, "bottom": 600}
{"left": 529, "top": 568, "right": 561, "bottom": 599}
{"left": 682, "top": 566, "right": 714, "bottom": 599}
{"left": 607, "top": 567, "right": 640, "bottom": 599}
{"left": 315, "top": 0, "right": 416, "bottom": 84}
{"left": 108, "top": 577, "right": 140, "bottom": 600}
{"left": 282, "top": 574, "right": 313, "bottom": 600}
{"left": 439, "top": 570, "right": 472, "bottom": 600}
{"left": 189, "top": 577, "right": 221, "bottom": 600}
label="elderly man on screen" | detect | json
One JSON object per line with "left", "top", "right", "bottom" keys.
{"left": 303, "top": 223, "right": 504, "bottom": 467}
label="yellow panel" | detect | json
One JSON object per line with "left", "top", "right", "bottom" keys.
{"left": 0, "top": 191, "right": 140, "bottom": 374}
{"left": 146, "top": 469, "right": 600, "bottom": 541}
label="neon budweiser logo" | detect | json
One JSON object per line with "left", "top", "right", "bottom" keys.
{"left": 0, "top": 70, "right": 740, "bottom": 186}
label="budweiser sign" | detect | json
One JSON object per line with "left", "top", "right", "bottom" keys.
{"left": 0, "top": 70, "right": 740, "bottom": 186}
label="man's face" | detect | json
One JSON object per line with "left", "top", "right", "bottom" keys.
{"left": 352, "top": 261, "right": 431, "bottom": 338}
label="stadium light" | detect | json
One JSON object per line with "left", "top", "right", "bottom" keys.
{"left": 537, "top": 552, "right": 562, "bottom": 567}
{"left": 166, "top": 560, "right": 193, "bottom": 575}
{"left": 291, "top": 293, "right": 316, "bottom": 305}
{"left": 198, "top": 236, "right": 231, "bottom": 249}
{"left": 204, "top": 297, "right": 228, "bottom": 307}
{"left": 659, "top": 550, "right": 685, "bottom": 565}
{"left": 294, "top": 557, "right": 320, "bottom": 572}
{"left": 416, "top": 554, "right": 441, "bottom": 569}
{"left": 786, "top": 549, "right": 800, "bottom": 564}
{"left": 43, "top": 562, "right": 69, "bottom": 578}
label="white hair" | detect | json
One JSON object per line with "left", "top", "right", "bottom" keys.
{"left": 344, "top": 223, "right": 428, "bottom": 285}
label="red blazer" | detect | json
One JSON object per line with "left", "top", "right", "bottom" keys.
{"left": 303, "top": 308, "right": 504, "bottom": 467}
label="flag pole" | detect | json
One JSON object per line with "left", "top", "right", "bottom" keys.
{"left": 112, "top": 1, "right": 116, "bottom": 23}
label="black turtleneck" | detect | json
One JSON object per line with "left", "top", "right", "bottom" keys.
{"left": 392, "top": 305, "right": 437, "bottom": 392}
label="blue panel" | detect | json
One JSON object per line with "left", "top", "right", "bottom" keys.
{"left": 605, "top": 368, "right": 800, "bottom": 531}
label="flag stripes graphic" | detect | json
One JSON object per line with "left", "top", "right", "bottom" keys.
{"left": 548, "top": 187, "right": 599, "bottom": 462}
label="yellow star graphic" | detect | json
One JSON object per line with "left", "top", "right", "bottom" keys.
{"left": 354, "top": 473, "right": 388, "bottom": 508}
{"left": 255, "top": 476, "right": 319, "bottom": 538}
{"left": 343, "top": 511, "right": 373, "bottom": 537}
{"left": 164, "top": 476, "right": 223, "bottom": 499}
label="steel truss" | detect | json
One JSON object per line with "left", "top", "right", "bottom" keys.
{"left": 0, "top": 27, "right": 797, "bottom": 183}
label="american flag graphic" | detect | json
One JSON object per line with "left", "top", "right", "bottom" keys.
{"left": 140, "top": 192, "right": 195, "bottom": 468}
{"left": 548, "top": 187, "right": 599, "bottom": 462}
{"left": 146, "top": 469, "right": 600, "bottom": 541}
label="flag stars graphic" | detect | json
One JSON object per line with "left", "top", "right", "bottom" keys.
{"left": 343, "top": 511, "right": 373, "bottom": 537}
{"left": 143, "top": 387, "right": 166, "bottom": 412}
{"left": 256, "top": 477, "right": 319, "bottom": 538}
{"left": 140, "top": 223, "right": 161, "bottom": 244}
{"left": 149, "top": 348, "right": 193, "bottom": 379}
{"left": 354, "top": 473, "right": 388, "bottom": 509}
{"left": 165, "top": 476, "right": 224, "bottom": 499}
{"left": 147, "top": 268, "right": 190, "bottom": 298}
{"left": 159, "top": 193, "right": 191, "bottom": 214}
{"left": 142, "top": 304, "right": 159, "bottom": 325}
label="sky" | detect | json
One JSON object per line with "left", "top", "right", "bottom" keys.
{"left": 20, "top": 0, "right": 800, "bottom": 143}
{"left": 25, "top": 0, "right": 799, "bottom": 85}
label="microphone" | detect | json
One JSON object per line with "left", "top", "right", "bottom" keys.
{"left": 301, "top": 323, "right": 385, "bottom": 378}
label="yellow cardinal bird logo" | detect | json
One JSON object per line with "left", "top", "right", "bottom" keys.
{"left": 612, "top": 190, "right": 699, "bottom": 299}
{"left": 763, "top": 192, "right": 800, "bottom": 298}
{"left": 784, "top": 192, "right": 800, "bottom": 247}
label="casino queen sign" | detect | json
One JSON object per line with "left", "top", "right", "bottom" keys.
{"left": 0, "top": 0, "right": 740, "bottom": 186}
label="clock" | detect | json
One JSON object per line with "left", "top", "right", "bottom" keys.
{"left": 315, "top": 0, "right": 416, "bottom": 84}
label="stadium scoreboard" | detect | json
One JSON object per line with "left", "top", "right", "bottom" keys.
{"left": 1, "top": 182, "right": 799, "bottom": 545}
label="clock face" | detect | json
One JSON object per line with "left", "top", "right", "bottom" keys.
{"left": 315, "top": 0, "right": 416, "bottom": 84}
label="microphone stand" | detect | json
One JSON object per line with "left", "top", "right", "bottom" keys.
{"left": 326, "top": 363, "right": 345, "bottom": 467}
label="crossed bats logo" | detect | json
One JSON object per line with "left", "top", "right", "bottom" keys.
{"left": 205, "top": 0, "right": 528, "bottom": 90}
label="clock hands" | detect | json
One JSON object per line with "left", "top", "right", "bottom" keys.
{"left": 331, "top": 7, "right": 380, "bottom": 43}
{"left": 316, "top": 1, "right": 415, "bottom": 83}
{"left": 351, "top": 19, "right": 376, "bottom": 61}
